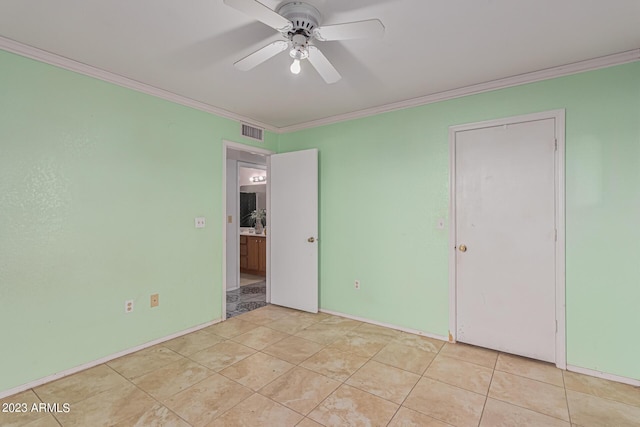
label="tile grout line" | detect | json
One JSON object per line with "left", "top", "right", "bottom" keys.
{"left": 568, "top": 388, "right": 640, "bottom": 410}
{"left": 65, "top": 361, "right": 189, "bottom": 426}
{"left": 148, "top": 333, "right": 262, "bottom": 425}
{"left": 109, "top": 361, "right": 167, "bottom": 424}
{"left": 298, "top": 334, "right": 445, "bottom": 421}
{"left": 251, "top": 333, "right": 341, "bottom": 423}
{"left": 384, "top": 345, "right": 440, "bottom": 426}
{"left": 212, "top": 313, "right": 341, "bottom": 425}
{"left": 436, "top": 351, "right": 497, "bottom": 370}
{"left": 492, "top": 362, "right": 567, "bottom": 389}
{"left": 29, "top": 388, "right": 64, "bottom": 427}
{"left": 488, "top": 353, "right": 574, "bottom": 424}
{"left": 301, "top": 331, "right": 378, "bottom": 426}
{"left": 488, "top": 369, "right": 574, "bottom": 422}
{"left": 562, "top": 375, "right": 640, "bottom": 409}
{"left": 124, "top": 370, "right": 194, "bottom": 427}
{"left": 196, "top": 325, "right": 299, "bottom": 425}
{"left": 252, "top": 317, "right": 410, "bottom": 424}
{"left": 562, "top": 369, "right": 573, "bottom": 425}
{"left": 476, "top": 352, "right": 499, "bottom": 427}
{"left": 485, "top": 394, "right": 575, "bottom": 424}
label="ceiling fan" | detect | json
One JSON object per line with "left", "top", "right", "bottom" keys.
{"left": 223, "top": 0, "right": 385, "bottom": 83}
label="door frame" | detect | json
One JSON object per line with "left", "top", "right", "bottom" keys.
{"left": 448, "top": 109, "right": 566, "bottom": 369}
{"left": 222, "top": 140, "right": 274, "bottom": 320}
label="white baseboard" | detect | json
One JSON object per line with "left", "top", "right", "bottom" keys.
{"left": 319, "top": 308, "right": 449, "bottom": 342}
{"left": 0, "top": 318, "right": 223, "bottom": 400}
{"left": 567, "top": 365, "right": 640, "bottom": 387}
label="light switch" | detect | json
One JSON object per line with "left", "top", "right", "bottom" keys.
{"left": 195, "top": 217, "right": 206, "bottom": 228}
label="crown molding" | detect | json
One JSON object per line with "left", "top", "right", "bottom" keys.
{"left": 0, "top": 36, "right": 278, "bottom": 133}
{"left": 279, "top": 49, "right": 640, "bottom": 133}
{"left": 2, "top": 35, "right": 638, "bottom": 135}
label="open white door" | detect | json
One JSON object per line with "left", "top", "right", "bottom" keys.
{"left": 269, "top": 149, "right": 318, "bottom": 313}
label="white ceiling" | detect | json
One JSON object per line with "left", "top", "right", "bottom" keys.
{"left": 1, "top": 1, "right": 639, "bottom": 129}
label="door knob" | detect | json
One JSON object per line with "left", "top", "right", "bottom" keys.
{"left": 307, "top": 237, "right": 315, "bottom": 243}
{"left": 459, "top": 244, "right": 467, "bottom": 252}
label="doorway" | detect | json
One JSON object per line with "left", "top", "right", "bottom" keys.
{"left": 224, "top": 142, "right": 273, "bottom": 319}
{"left": 449, "top": 110, "right": 566, "bottom": 367}
{"left": 222, "top": 142, "right": 320, "bottom": 320}
{"left": 228, "top": 162, "right": 268, "bottom": 317}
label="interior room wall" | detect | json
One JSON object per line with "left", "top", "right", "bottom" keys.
{"left": 278, "top": 61, "right": 640, "bottom": 381}
{"left": 0, "top": 49, "right": 277, "bottom": 393}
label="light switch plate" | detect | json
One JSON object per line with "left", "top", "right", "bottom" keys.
{"left": 195, "top": 217, "right": 206, "bottom": 228}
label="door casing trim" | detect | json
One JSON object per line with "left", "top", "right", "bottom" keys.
{"left": 448, "top": 109, "right": 566, "bottom": 369}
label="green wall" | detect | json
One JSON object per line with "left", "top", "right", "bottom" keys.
{"left": 1, "top": 46, "right": 638, "bottom": 393}
{"left": 0, "top": 50, "right": 276, "bottom": 392}
{"left": 279, "top": 61, "right": 640, "bottom": 381}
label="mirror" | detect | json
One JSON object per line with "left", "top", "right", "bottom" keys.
{"left": 239, "top": 192, "right": 257, "bottom": 227}
{"left": 238, "top": 165, "right": 267, "bottom": 228}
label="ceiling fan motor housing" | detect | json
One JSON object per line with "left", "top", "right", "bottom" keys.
{"left": 276, "top": 2, "right": 321, "bottom": 39}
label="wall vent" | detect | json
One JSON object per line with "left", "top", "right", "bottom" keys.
{"left": 241, "top": 123, "right": 264, "bottom": 142}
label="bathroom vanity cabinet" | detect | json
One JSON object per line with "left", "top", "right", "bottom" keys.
{"left": 240, "top": 234, "right": 266, "bottom": 276}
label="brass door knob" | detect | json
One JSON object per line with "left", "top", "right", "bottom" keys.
{"left": 307, "top": 237, "right": 315, "bottom": 243}
{"left": 459, "top": 244, "right": 467, "bottom": 252}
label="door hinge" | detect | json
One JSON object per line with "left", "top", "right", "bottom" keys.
{"left": 556, "top": 320, "right": 558, "bottom": 333}
{"left": 554, "top": 139, "right": 558, "bottom": 151}
{"left": 555, "top": 229, "right": 557, "bottom": 241}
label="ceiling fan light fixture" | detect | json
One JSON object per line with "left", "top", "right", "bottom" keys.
{"left": 289, "top": 46, "right": 308, "bottom": 60}
{"left": 225, "top": 0, "right": 384, "bottom": 84}
{"left": 289, "top": 41, "right": 308, "bottom": 74}
{"left": 290, "top": 59, "right": 301, "bottom": 74}
{"left": 289, "top": 34, "right": 309, "bottom": 59}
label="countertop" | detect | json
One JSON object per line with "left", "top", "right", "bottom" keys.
{"left": 240, "top": 230, "right": 266, "bottom": 237}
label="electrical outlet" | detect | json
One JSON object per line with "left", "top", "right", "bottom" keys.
{"left": 195, "top": 217, "right": 206, "bottom": 228}
{"left": 150, "top": 294, "right": 159, "bottom": 308}
{"left": 125, "top": 299, "right": 134, "bottom": 313}
{"left": 354, "top": 280, "right": 360, "bottom": 290}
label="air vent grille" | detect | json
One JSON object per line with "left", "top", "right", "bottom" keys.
{"left": 241, "top": 123, "right": 264, "bottom": 142}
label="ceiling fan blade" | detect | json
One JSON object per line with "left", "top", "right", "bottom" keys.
{"left": 223, "top": 0, "right": 292, "bottom": 32}
{"left": 234, "top": 40, "right": 289, "bottom": 71}
{"left": 307, "top": 45, "right": 341, "bottom": 84}
{"left": 313, "top": 19, "right": 385, "bottom": 41}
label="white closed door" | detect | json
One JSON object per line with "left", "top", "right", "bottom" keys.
{"left": 455, "top": 118, "right": 557, "bottom": 362}
{"left": 269, "top": 149, "right": 318, "bottom": 313}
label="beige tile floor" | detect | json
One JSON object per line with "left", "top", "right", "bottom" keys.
{"left": 2, "top": 305, "right": 640, "bottom": 427}
{"left": 239, "top": 273, "right": 264, "bottom": 287}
